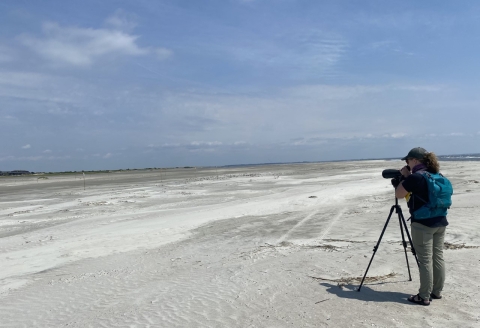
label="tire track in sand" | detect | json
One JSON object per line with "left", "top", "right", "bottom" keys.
{"left": 276, "top": 207, "right": 347, "bottom": 245}
{"left": 317, "top": 208, "right": 347, "bottom": 241}
{"left": 276, "top": 209, "right": 321, "bottom": 244}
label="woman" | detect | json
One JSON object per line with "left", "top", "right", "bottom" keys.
{"left": 395, "top": 147, "right": 448, "bottom": 306}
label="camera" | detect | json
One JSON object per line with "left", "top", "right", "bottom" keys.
{"left": 382, "top": 169, "right": 402, "bottom": 179}
{"left": 382, "top": 166, "right": 410, "bottom": 188}
{"left": 382, "top": 166, "right": 410, "bottom": 179}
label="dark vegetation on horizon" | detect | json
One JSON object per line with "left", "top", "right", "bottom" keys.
{"left": 0, "top": 167, "right": 197, "bottom": 177}
{"left": 2, "top": 153, "right": 479, "bottom": 176}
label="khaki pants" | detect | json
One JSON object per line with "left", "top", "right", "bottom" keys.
{"left": 411, "top": 222, "right": 446, "bottom": 300}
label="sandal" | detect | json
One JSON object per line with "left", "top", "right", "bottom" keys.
{"left": 408, "top": 294, "right": 430, "bottom": 306}
{"left": 430, "top": 293, "right": 442, "bottom": 300}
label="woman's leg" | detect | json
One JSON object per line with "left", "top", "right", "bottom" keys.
{"left": 432, "top": 226, "right": 446, "bottom": 297}
{"left": 411, "top": 222, "right": 434, "bottom": 300}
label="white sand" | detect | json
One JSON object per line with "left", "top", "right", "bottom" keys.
{"left": 0, "top": 161, "right": 479, "bottom": 327}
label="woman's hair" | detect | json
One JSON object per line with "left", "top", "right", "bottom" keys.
{"left": 420, "top": 152, "right": 440, "bottom": 173}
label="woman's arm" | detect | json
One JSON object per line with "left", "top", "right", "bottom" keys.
{"left": 395, "top": 182, "right": 409, "bottom": 199}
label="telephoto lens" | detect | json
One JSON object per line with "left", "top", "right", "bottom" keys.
{"left": 382, "top": 169, "right": 402, "bottom": 179}
{"left": 382, "top": 165, "right": 410, "bottom": 179}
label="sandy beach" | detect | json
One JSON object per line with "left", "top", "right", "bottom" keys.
{"left": 1, "top": 160, "right": 479, "bottom": 327}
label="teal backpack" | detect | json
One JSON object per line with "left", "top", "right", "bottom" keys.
{"left": 413, "top": 172, "right": 453, "bottom": 219}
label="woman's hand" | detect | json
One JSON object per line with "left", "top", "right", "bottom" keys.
{"left": 400, "top": 166, "right": 411, "bottom": 178}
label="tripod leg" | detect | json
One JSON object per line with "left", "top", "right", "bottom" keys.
{"left": 398, "top": 209, "right": 419, "bottom": 267}
{"left": 358, "top": 205, "right": 395, "bottom": 292}
{"left": 397, "top": 212, "right": 412, "bottom": 281}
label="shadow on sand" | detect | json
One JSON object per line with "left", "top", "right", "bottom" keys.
{"left": 320, "top": 282, "right": 413, "bottom": 305}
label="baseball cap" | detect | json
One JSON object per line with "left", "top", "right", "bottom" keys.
{"left": 401, "top": 147, "right": 427, "bottom": 161}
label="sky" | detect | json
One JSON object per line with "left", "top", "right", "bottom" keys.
{"left": 1, "top": 0, "right": 480, "bottom": 172}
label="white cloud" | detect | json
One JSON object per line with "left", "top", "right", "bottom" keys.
{"left": 158, "top": 143, "right": 181, "bottom": 148}
{"left": 288, "top": 83, "right": 442, "bottom": 100}
{"left": 288, "top": 84, "right": 383, "bottom": 99}
{"left": 48, "top": 105, "right": 71, "bottom": 115}
{"left": 47, "top": 155, "right": 71, "bottom": 160}
{"left": 0, "top": 71, "right": 79, "bottom": 107}
{"left": 364, "top": 40, "right": 415, "bottom": 57}
{"left": 150, "top": 141, "right": 243, "bottom": 151}
{"left": 43, "top": 149, "right": 52, "bottom": 153}
{"left": 103, "top": 153, "right": 112, "bottom": 158}
{"left": 449, "top": 132, "right": 465, "bottom": 136}
{"left": 368, "top": 40, "right": 396, "bottom": 50}
{"left": 22, "top": 144, "right": 31, "bottom": 149}
{"left": 226, "top": 31, "right": 347, "bottom": 77}
{"left": 290, "top": 138, "right": 312, "bottom": 146}
{"left": 394, "top": 85, "right": 443, "bottom": 92}
{"left": 18, "top": 22, "right": 149, "bottom": 66}
{"left": 285, "top": 137, "right": 328, "bottom": 146}
{"left": 105, "top": 9, "right": 138, "bottom": 31}
{"left": 190, "top": 141, "right": 222, "bottom": 146}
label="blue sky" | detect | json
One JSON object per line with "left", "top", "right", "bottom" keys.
{"left": 1, "top": 0, "right": 479, "bottom": 171}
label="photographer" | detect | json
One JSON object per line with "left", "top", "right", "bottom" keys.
{"left": 394, "top": 147, "right": 449, "bottom": 306}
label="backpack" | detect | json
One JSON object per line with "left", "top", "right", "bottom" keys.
{"left": 413, "top": 172, "right": 453, "bottom": 219}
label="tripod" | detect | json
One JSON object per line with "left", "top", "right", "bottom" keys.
{"left": 358, "top": 197, "right": 419, "bottom": 292}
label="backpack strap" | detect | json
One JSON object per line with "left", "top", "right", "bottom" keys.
{"left": 409, "top": 172, "right": 428, "bottom": 216}
{"left": 412, "top": 193, "right": 427, "bottom": 204}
